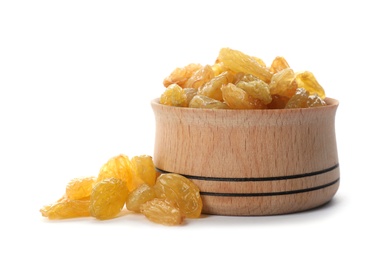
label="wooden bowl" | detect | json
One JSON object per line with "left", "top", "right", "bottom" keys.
{"left": 151, "top": 98, "right": 340, "bottom": 216}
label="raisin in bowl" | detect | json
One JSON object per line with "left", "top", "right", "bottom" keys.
{"left": 151, "top": 98, "right": 340, "bottom": 216}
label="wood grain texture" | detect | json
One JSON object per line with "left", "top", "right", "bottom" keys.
{"left": 151, "top": 98, "right": 339, "bottom": 215}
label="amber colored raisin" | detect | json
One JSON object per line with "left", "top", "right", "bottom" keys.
{"left": 222, "top": 83, "right": 266, "bottom": 109}
{"left": 160, "top": 83, "right": 188, "bottom": 107}
{"left": 183, "top": 65, "right": 215, "bottom": 89}
{"left": 89, "top": 178, "right": 129, "bottom": 220}
{"left": 129, "top": 155, "right": 157, "bottom": 191}
{"left": 307, "top": 94, "right": 326, "bottom": 107}
{"left": 211, "top": 61, "right": 225, "bottom": 76}
{"left": 292, "top": 71, "right": 325, "bottom": 99}
{"left": 40, "top": 197, "right": 90, "bottom": 220}
{"left": 66, "top": 176, "right": 96, "bottom": 200}
{"left": 235, "top": 77, "right": 272, "bottom": 105}
{"left": 126, "top": 184, "right": 156, "bottom": 213}
{"left": 163, "top": 63, "right": 202, "bottom": 88}
{"left": 269, "top": 68, "right": 297, "bottom": 98}
{"left": 218, "top": 48, "right": 272, "bottom": 83}
{"left": 96, "top": 154, "right": 133, "bottom": 191}
{"left": 252, "top": 56, "right": 267, "bottom": 68}
{"left": 189, "top": 95, "right": 229, "bottom": 109}
{"left": 285, "top": 88, "right": 326, "bottom": 109}
{"left": 269, "top": 56, "right": 290, "bottom": 74}
{"left": 184, "top": 88, "right": 198, "bottom": 105}
{"left": 285, "top": 88, "right": 309, "bottom": 108}
{"left": 198, "top": 71, "right": 234, "bottom": 101}
{"left": 267, "top": 95, "right": 290, "bottom": 109}
{"left": 140, "top": 198, "right": 184, "bottom": 226}
{"left": 154, "top": 173, "right": 202, "bottom": 218}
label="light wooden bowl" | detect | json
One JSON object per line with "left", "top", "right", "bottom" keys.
{"left": 151, "top": 98, "right": 339, "bottom": 216}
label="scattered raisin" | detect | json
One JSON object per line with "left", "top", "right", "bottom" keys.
{"left": 154, "top": 173, "right": 203, "bottom": 219}
{"left": 66, "top": 176, "right": 96, "bottom": 200}
{"left": 89, "top": 177, "right": 129, "bottom": 220}
{"left": 140, "top": 198, "right": 184, "bottom": 226}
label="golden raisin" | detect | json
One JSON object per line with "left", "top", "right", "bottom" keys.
{"left": 126, "top": 184, "right": 156, "bottom": 213}
{"left": 183, "top": 65, "right": 215, "bottom": 89}
{"left": 160, "top": 83, "right": 188, "bottom": 107}
{"left": 211, "top": 61, "right": 226, "bottom": 76}
{"left": 189, "top": 95, "right": 229, "bottom": 109}
{"left": 235, "top": 75, "right": 272, "bottom": 105}
{"left": 66, "top": 176, "right": 96, "bottom": 200}
{"left": 184, "top": 88, "right": 198, "bottom": 105}
{"left": 252, "top": 56, "right": 267, "bottom": 68}
{"left": 285, "top": 88, "right": 326, "bottom": 109}
{"left": 218, "top": 48, "right": 272, "bottom": 83}
{"left": 40, "top": 197, "right": 90, "bottom": 220}
{"left": 163, "top": 63, "right": 202, "bottom": 88}
{"left": 96, "top": 154, "right": 133, "bottom": 191}
{"left": 129, "top": 155, "right": 157, "bottom": 191}
{"left": 267, "top": 95, "right": 290, "bottom": 109}
{"left": 269, "top": 68, "right": 297, "bottom": 98}
{"left": 154, "top": 173, "right": 202, "bottom": 218}
{"left": 140, "top": 198, "right": 184, "bottom": 226}
{"left": 89, "top": 178, "right": 129, "bottom": 220}
{"left": 222, "top": 83, "right": 266, "bottom": 109}
{"left": 269, "top": 56, "right": 290, "bottom": 74}
{"left": 292, "top": 71, "right": 325, "bottom": 99}
{"left": 198, "top": 71, "right": 234, "bottom": 101}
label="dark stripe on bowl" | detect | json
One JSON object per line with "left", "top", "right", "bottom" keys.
{"left": 199, "top": 178, "right": 339, "bottom": 197}
{"left": 155, "top": 163, "right": 339, "bottom": 182}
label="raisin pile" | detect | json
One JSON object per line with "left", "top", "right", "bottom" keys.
{"left": 160, "top": 47, "right": 326, "bottom": 109}
{"left": 40, "top": 154, "right": 202, "bottom": 226}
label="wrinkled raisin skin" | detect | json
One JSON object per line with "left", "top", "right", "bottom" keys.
{"left": 89, "top": 178, "right": 129, "bottom": 220}
{"left": 154, "top": 173, "right": 203, "bottom": 219}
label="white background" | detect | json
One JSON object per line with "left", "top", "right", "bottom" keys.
{"left": 1, "top": 0, "right": 391, "bottom": 259}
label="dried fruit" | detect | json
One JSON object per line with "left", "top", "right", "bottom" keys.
{"left": 198, "top": 71, "right": 234, "bottom": 101}
{"left": 154, "top": 173, "right": 202, "bottom": 218}
{"left": 211, "top": 61, "right": 225, "bottom": 76}
{"left": 285, "top": 88, "right": 326, "bottom": 109}
{"left": 96, "top": 154, "right": 133, "bottom": 191}
{"left": 189, "top": 95, "right": 229, "bottom": 109}
{"left": 292, "top": 71, "right": 325, "bottom": 99}
{"left": 40, "top": 197, "right": 90, "bottom": 220}
{"left": 163, "top": 63, "right": 202, "bottom": 88}
{"left": 269, "top": 56, "right": 290, "bottom": 74}
{"left": 252, "top": 56, "right": 267, "bottom": 68}
{"left": 41, "top": 153, "right": 203, "bottom": 225}
{"left": 218, "top": 48, "right": 272, "bottom": 83}
{"left": 89, "top": 177, "right": 129, "bottom": 220}
{"left": 66, "top": 176, "right": 96, "bottom": 200}
{"left": 129, "top": 155, "right": 157, "bottom": 191}
{"left": 160, "top": 83, "right": 188, "bottom": 107}
{"left": 267, "top": 95, "right": 290, "bottom": 109}
{"left": 126, "top": 184, "right": 156, "bottom": 213}
{"left": 222, "top": 83, "right": 266, "bottom": 109}
{"left": 235, "top": 74, "right": 272, "bottom": 105}
{"left": 160, "top": 48, "right": 328, "bottom": 110}
{"left": 183, "top": 65, "right": 215, "bottom": 89}
{"left": 140, "top": 198, "right": 184, "bottom": 226}
{"left": 269, "top": 68, "right": 297, "bottom": 98}
{"left": 184, "top": 88, "right": 198, "bottom": 105}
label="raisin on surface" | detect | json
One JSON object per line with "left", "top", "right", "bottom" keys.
{"left": 154, "top": 173, "right": 203, "bottom": 218}
{"left": 89, "top": 178, "right": 129, "bottom": 220}
{"left": 66, "top": 176, "right": 96, "bottom": 200}
{"left": 40, "top": 197, "right": 90, "bottom": 220}
{"left": 126, "top": 184, "right": 156, "bottom": 213}
{"left": 96, "top": 154, "right": 133, "bottom": 191}
{"left": 140, "top": 198, "right": 184, "bottom": 226}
